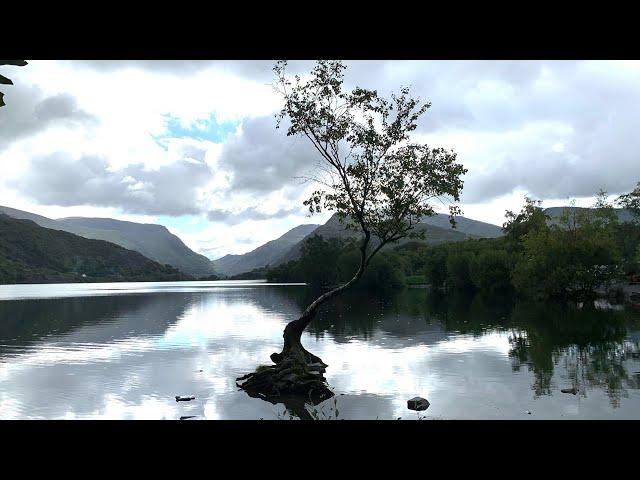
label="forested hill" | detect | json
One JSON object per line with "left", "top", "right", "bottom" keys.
{"left": 0, "top": 214, "right": 190, "bottom": 284}
{"left": 543, "top": 207, "right": 636, "bottom": 224}
{"left": 0, "top": 205, "right": 217, "bottom": 277}
{"left": 274, "top": 213, "right": 498, "bottom": 267}
{"left": 58, "top": 217, "right": 218, "bottom": 277}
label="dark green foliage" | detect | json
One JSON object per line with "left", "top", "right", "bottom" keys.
{"left": 502, "top": 196, "right": 548, "bottom": 250}
{"left": 296, "top": 235, "right": 345, "bottom": 287}
{"left": 613, "top": 221, "right": 640, "bottom": 276}
{"left": 445, "top": 248, "right": 475, "bottom": 291}
{"left": 267, "top": 187, "right": 640, "bottom": 300}
{"left": 512, "top": 199, "right": 621, "bottom": 299}
{"left": 616, "top": 181, "right": 640, "bottom": 222}
{"left": 419, "top": 188, "right": 640, "bottom": 300}
{"left": 405, "top": 274, "right": 426, "bottom": 285}
{"left": 227, "top": 269, "right": 267, "bottom": 280}
{"left": 340, "top": 249, "right": 405, "bottom": 290}
{"left": 266, "top": 234, "right": 405, "bottom": 292}
{"left": 470, "top": 249, "right": 513, "bottom": 294}
{"left": 0, "top": 61, "right": 27, "bottom": 108}
{"left": 423, "top": 246, "right": 448, "bottom": 289}
{"left": 0, "top": 215, "right": 190, "bottom": 284}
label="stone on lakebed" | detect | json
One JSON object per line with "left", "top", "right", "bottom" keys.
{"left": 407, "top": 396, "right": 430, "bottom": 411}
{"left": 175, "top": 395, "right": 196, "bottom": 402}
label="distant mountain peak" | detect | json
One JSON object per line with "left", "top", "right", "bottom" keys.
{"left": 214, "top": 212, "right": 503, "bottom": 277}
{"left": 212, "top": 223, "right": 319, "bottom": 276}
{"left": 543, "top": 206, "right": 636, "bottom": 224}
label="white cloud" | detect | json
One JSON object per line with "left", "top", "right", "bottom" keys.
{"left": 2, "top": 60, "right": 639, "bottom": 258}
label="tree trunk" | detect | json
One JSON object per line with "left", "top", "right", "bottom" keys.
{"left": 271, "top": 232, "right": 370, "bottom": 366}
{"left": 236, "top": 231, "right": 372, "bottom": 403}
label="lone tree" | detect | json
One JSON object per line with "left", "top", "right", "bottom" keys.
{"left": 0, "top": 60, "right": 28, "bottom": 108}
{"left": 237, "top": 60, "right": 467, "bottom": 401}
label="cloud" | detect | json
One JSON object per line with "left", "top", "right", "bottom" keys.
{"left": 4, "top": 60, "right": 640, "bottom": 260}
{"left": 217, "top": 115, "right": 318, "bottom": 193}
{"left": 337, "top": 60, "right": 640, "bottom": 202}
{"left": 210, "top": 60, "right": 640, "bottom": 205}
{"left": 13, "top": 152, "right": 213, "bottom": 216}
{"left": 70, "top": 60, "right": 312, "bottom": 82}
{"left": 207, "top": 205, "right": 304, "bottom": 225}
{"left": 0, "top": 83, "right": 97, "bottom": 151}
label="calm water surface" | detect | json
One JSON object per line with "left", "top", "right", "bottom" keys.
{"left": 0, "top": 280, "right": 639, "bottom": 419}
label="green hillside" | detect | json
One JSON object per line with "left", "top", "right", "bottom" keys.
{"left": 213, "top": 224, "right": 319, "bottom": 276}
{"left": 275, "top": 213, "right": 478, "bottom": 266}
{"left": 59, "top": 217, "right": 218, "bottom": 277}
{"left": 0, "top": 206, "right": 217, "bottom": 277}
{"left": 0, "top": 214, "right": 190, "bottom": 284}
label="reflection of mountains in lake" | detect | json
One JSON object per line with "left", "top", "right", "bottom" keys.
{"left": 0, "top": 293, "right": 196, "bottom": 352}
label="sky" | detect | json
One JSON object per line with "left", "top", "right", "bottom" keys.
{"left": 1, "top": 60, "right": 639, "bottom": 260}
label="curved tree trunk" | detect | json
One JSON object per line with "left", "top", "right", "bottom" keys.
{"left": 270, "top": 266, "right": 366, "bottom": 365}
{"left": 271, "top": 232, "right": 371, "bottom": 366}
{"left": 237, "top": 231, "right": 374, "bottom": 403}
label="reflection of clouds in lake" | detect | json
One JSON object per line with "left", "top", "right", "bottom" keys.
{"left": 161, "top": 296, "right": 289, "bottom": 347}
{"left": 0, "top": 286, "right": 309, "bottom": 419}
{"left": 1, "top": 284, "right": 639, "bottom": 419}
{"left": 314, "top": 330, "right": 525, "bottom": 419}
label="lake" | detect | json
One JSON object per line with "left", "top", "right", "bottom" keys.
{"left": 0, "top": 280, "right": 639, "bottom": 419}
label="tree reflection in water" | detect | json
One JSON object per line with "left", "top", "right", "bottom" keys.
{"left": 303, "top": 287, "right": 640, "bottom": 409}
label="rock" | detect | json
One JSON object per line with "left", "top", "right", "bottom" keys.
{"left": 561, "top": 388, "right": 578, "bottom": 395}
{"left": 175, "top": 395, "right": 196, "bottom": 402}
{"left": 407, "top": 396, "right": 430, "bottom": 411}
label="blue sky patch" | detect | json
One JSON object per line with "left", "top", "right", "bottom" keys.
{"left": 158, "top": 214, "right": 205, "bottom": 235}
{"left": 153, "top": 114, "right": 239, "bottom": 150}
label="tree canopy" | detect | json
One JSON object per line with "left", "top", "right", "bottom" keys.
{"left": 617, "top": 181, "right": 640, "bottom": 222}
{"left": 274, "top": 60, "right": 467, "bottom": 270}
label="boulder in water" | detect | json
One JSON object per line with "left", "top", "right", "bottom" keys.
{"left": 561, "top": 388, "right": 578, "bottom": 395}
{"left": 175, "top": 395, "right": 196, "bottom": 402}
{"left": 407, "top": 396, "right": 430, "bottom": 411}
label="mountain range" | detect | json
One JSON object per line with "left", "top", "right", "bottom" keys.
{"left": 0, "top": 214, "right": 189, "bottom": 284}
{"left": 6, "top": 203, "right": 629, "bottom": 282}
{"left": 212, "top": 224, "right": 319, "bottom": 276}
{"left": 543, "top": 206, "right": 636, "bottom": 224}
{"left": 213, "top": 212, "right": 504, "bottom": 276}
{"left": 0, "top": 206, "right": 217, "bottom": 277}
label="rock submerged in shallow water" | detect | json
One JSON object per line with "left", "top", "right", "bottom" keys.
{"left": 175, "top": 395, "right": 195, "bottom": 402}
{"left": 407, "top": 396, "right": 430, "bottom": 411}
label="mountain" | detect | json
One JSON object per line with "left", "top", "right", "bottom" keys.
{"left": 0, "top": 206, "right": 217, "bottom": 277}
{"left": 543, "top": 206, "right": 637, "bottom": 224}
{"left": 58, "top": 217, "right": 217, "bottom": 277}
{"left": 212, "top": 224, "right": 319, "bottom": 276}
{"left": 275, "top": 213, "right": 502, "bottom": 266}
{"left": 420, "top": 213, "right": 503, "bottom": 238}
{"left": 0, "top": 214, "right": 189, "bottom": 284}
